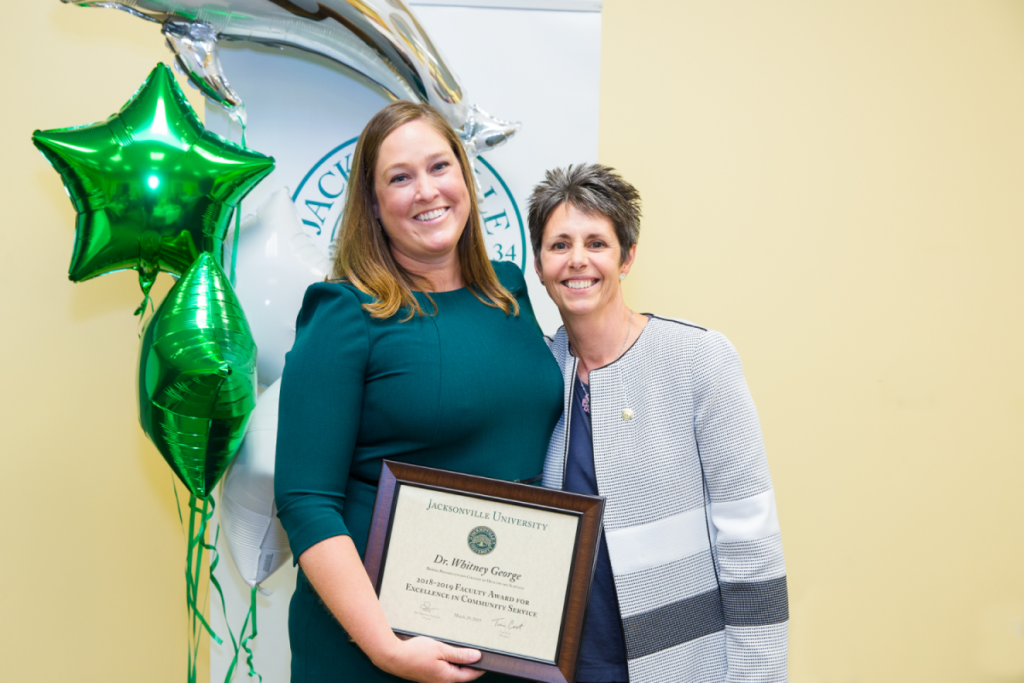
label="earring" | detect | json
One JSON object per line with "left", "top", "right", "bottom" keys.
{"left": 619, "top": 272, "right": 627, "bottom": 281}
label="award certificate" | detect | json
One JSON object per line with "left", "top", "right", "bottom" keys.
{"left": 364, "top": 462, "right": 605, "bottom": 683}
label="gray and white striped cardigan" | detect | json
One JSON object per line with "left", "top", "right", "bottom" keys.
{"left": 542, "top": 316, "right": 788, "bottom": 683}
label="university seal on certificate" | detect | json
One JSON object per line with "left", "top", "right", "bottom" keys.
{"left": 467, "top": 526, "right": 497, "bottom": 555}
{"left": 363, "top": 461, "right": 606, "bottom": 683}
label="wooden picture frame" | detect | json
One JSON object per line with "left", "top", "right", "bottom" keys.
{"left": 364, "top": 461, "right": 606, "bottom": 683}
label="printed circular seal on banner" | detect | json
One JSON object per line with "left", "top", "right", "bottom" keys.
{"left": 467, "top": 526, "right": 497, "bottom": 555}
{"left": 293, "top": 138, "right": 525, "bottom": 270}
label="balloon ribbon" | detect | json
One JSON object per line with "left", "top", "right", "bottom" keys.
{"left": 230, "top": 118, "right": 248, "bottom": 288}
{"left": 226, "top": 586, "right": 262, "bottom": 682}
{"left": 174, "top": 482, "right": 262, "bottom": 682}
{"left": 178, "top": 491, "right": 221, "bottom": 683}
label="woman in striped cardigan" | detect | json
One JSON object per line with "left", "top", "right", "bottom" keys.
{"left": 528, "top": 165, "right": 788, "bottom": 683}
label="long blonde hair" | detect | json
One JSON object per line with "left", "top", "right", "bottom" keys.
{"left": 331, "top": 101, "right": 518, "bottom": 320}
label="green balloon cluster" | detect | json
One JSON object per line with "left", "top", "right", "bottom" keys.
{"left": 139, "top": 253, "right": 258, "bottom": 500}
{"left": 32, "top": 62, "right": 274, "bottom": 499}
{"left": 32, "top": 63, "right": 274, "bottom": 298}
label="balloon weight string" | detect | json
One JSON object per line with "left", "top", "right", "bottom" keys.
{"left": 203, "top": 495, "right": 262, "bottom": 683}
{"left": 184, "top": 494, "right": 224, "bottom": 683}
{"left": 185, "top": 494, "right": 200, "bottom": 683}
{"left": 181, "top": 484, "right": 261, "bottom": 683}
{"left": 136, "top": 289, "right": 157, "bottom": 338}
{"left": 206, "top": 503, "right": 235, "bottom": 648}
{"left": 175, "top": 481, "right": 258, "bottom": 682}
{"left": 134, "top": 263, "right": 159, "bottom": 319}
{"left": 225, "top": 585, "right": 263, "bottom": 682}
{"left": 189, "top": 496, "right": 222, "bottom": 645}
{"left": 172, "top": 476, "right": 186, "bottom": 539}
{"left": 241, "top": 585, "right": 262, "bottom": 682}
{"left": 134, "top": 290, "right": 154, "bottom": 319}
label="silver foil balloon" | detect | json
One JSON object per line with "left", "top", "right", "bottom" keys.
{"left": 221, "top": 379, "right": 291, "bottom": 587}
{"left": 230, "top": 188, "right": 331, "bottom": 387}
{"left": 60, "top": 0, "right": 520, "bottom": 155}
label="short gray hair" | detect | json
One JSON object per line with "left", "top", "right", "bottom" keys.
{"left": 527, "top": 164, "right": 642, "bottom": 264}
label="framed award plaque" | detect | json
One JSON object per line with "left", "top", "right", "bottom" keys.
{"left": 363, "top": 461, "right": 606, "bottom": 683}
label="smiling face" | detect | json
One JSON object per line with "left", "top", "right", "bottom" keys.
{"left": 373, "top": 118, "right": 470, "bottom": 274}
{"left": 535, "top": 202, "right": 636, "bottom": 321}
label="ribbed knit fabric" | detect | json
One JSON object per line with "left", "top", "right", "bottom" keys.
{"left": 542, "top": 317, "right": 789, "bottom": 683}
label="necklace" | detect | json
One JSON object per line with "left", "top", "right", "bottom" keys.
{"left": 579, "top": 309, "right": 633, "bottom": 415}
{"left": 618, "top": 309, "right": 635, "bottom": 357}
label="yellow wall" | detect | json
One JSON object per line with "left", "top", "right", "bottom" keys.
{"left": 603, "top": 1, "right": 1024, "bottom": 681}
{"left": 3, "top": 1, "right": 1023, "bottom": 682}
{"left": 0, "top": 4, "right": 207, "bottom": 682}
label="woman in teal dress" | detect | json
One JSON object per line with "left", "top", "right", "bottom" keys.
{"left": 274, "top": 101, "right": 563, "bottom": 683}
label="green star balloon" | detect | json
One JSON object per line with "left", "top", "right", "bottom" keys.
{"left": 32, "top": 63, "right": 274, "bottom": 298}
{"left": 138, "top": 252, "right": 258, "bottom": 500}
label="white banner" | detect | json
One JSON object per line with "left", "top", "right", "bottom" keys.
{"left": 207, "top": 4, "right": 600, "bottom": 680}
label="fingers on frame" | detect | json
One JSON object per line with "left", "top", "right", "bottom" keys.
{"left": 450, "top": 666, "right": 486, "bottom": 683}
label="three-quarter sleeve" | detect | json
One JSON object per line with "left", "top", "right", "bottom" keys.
{"left": 692, "top": 331, "right": 789, "bottom": 683}
{"left": 275, "top": 283, "right": 370, "bottom": 563}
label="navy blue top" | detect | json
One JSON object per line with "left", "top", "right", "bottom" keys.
{"left": 564, "top": 375, "right": 630, "bottom": 682}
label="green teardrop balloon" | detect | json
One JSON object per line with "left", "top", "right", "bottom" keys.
{"left": 138, "top": 253, "right": 257, "bottom": 499}
{"left": 32, "top": 63, "right": 274, "bottom": 297}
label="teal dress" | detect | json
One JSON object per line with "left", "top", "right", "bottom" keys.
{"left": 275, "top": 262, "right": 563, "bottom": 683}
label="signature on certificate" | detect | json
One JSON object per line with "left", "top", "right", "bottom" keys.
{"left": 491, "top": 618, "right": 525, "bottom": 631}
